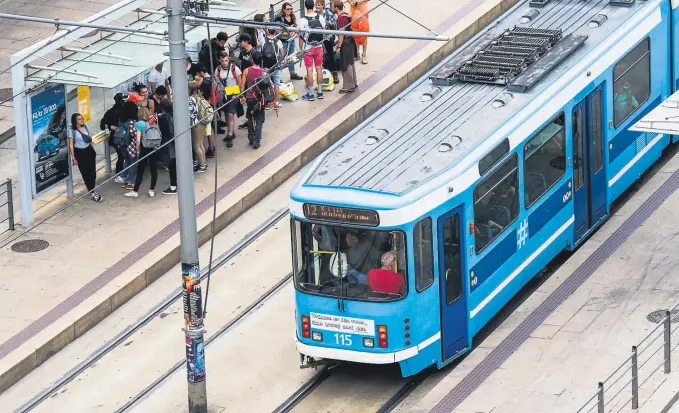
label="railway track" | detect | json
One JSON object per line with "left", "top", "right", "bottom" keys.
{"left": 16, "top": 207, "right": 291, "bottom": 413}
{"left": 272, "top": 365, "right": 429, "bottom": 413}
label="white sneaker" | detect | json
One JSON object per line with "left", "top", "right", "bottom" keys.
{"left": 124, "top": 191, "right": 138, "bottom": 198}
{"left": 148, "top": 190, "right": 155, "bottom": 197}
{"left": 114, "top": 176, "right": 124, "bottom": 184}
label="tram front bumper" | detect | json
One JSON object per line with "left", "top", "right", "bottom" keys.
{"left": 294, "top": 333, "right": 440, "bottom": 364}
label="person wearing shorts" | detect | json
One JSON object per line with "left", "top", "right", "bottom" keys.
{"left": 299, "top": 0, "right": 326, "bottom": 101}
{"left": 262, "top": 28, "right": 285, "bottom": 110}
{"left": 215, "top": 51, "right": 243, "bottom": 147}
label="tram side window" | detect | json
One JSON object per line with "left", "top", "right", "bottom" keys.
{"left": 613, "top": 38, "right": 650, "bottom": 128}
{"left": 414, "top": 218, "right": 434, "bottom": 292}
{"left": 473, "top": 154, "right": 519, "bottom": 253}
{"left": 523, "top": 113, "right": 566, "bottom": 207}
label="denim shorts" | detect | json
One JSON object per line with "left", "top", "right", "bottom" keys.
{"left": 270, "top": 70, "right": 282, "bottom": 86}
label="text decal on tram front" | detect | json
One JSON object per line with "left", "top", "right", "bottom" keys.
{"left": 303, "top": 203, "right": 380, "bottom": 226}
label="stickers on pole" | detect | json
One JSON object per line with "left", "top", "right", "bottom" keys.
{"left": 185, "top": 331, "right": 206, "bottom": 383}
{"left": 182, "top": 263, "right": 203, "bottom": 329}
{"left": 29, "top": 84, "right": 70, "bottom": 196}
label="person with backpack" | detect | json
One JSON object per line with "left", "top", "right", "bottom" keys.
{"left": 68, "top": 113, "right": 102, "bottom": 202}
{"left": 334, "top": 0, "right": 358, "bottom": 93}
{"left": 125, "top": 112, "right": 162, "bottom": 198}
{"left": 276, "top": 2, "right": 304, "bottom": 81}
{"left": 157, "top": 99, "right": 179, "bottom": 195}
{"left": 100, "top": 92, "right": 127, "bottom": 180}
{"left": 189, "top": 81, "right": 212, "bottom": 173}
{"left": 215, "top": 51, "right": 244, "bottom": 148}
{"left": 199, "top": 32, "right": 229, "bottom": 74}
{"left": 299, "top": 0, "right": 326, "bottom": 101}
{"left": 240, "top": 51, "right": 268, "bottom": 149}
{"left": 115, "top": 101, "right": 142, "bottom": 189}
{"left": 195, "top": 64, "right": 223, "bottom": 159}
{"left": 237, "top": 34, "right": 257, "bottom": 131}
{"left": 262, "top": 28, "right": 285, "bottom": 110}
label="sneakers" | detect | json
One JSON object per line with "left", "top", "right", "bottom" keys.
{"left": 302, "top": 93, "right": 315, "bottom": 102}
{"left": 252, "top": 139, "right": 261, "bottom": 149}
{"left": 224, "top": 133, "right": 235, "bottom": 148}
{"left": 124, "top": 191, "right": 138, "bottom": 198}
{"left": 317, "top": 92, "right": 324, "bottom": 100}
{"left": 163, "top": 186, "right": 177, "bottom": 195}
{"left": 339, "top": 87, "right": 356, "bottom": 94}
{"left": 290, "top": 73, "right": 304, "bottom": 80}
{"left": 149, "top": 189, "right": 155, "bottom": 197}
{"left": 206, "top": 147, "right": 216, "bottom": 158}
{"left": 238, "top": 122, "right": 248, "bottom": 130}
{"left": 123, "top": 182, "right": 134, "bottom": 190}
{"left": 90, "top": 192, "right": 103, "bottom": 202}
{"left": 362, "top": 55, "right": 368, "bottom": 65}
{"left": 113, "top": 176, "right": 124, "bottom": 184}
{"left": 195, "top": 165, "right": 208, "bottom": 174}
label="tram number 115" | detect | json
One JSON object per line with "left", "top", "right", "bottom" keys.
{"left": 334, "top": 333, "right": 352, "bottom": 346}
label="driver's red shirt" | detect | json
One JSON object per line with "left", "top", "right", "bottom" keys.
{"left": 367, "top": 269, "right": 405, "bottom": 295}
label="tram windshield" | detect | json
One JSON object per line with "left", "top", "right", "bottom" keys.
{"left": 293, "top": 220, "right": 407, "bottom": 302}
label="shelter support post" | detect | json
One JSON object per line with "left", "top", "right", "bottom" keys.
{"left": 11, "top": 54, "right": 34, "bottom": 228}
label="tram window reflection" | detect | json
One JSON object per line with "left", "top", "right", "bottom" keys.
{"left": 613, "top": 38, "right": 650, "bottom": 127}
{"left": 473, "top": 154, "right": 519, "bottom": 252}
{"left": 293, "top": 221, "right": 408, "bottom": 301}
{"left": 523, "top": 113, "right": 566, "bottom": 208}
{"left": 414, "top": 218, "right": 434, "bottom": 292}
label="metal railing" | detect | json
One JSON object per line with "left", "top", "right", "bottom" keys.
{"left": 576, "top": 303, "right": 679, "bottom": 413}
{"left": 0, "top": 178, "right": 14, "bottom": 231}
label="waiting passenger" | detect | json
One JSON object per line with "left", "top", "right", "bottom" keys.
{"left": 614, "top": 81, "right": 639, "bottom": 121}
{"left": 367, "top": 252, "right": 405, "bottom": 295}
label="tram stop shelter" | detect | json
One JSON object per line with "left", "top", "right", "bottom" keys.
{"left": 11, "top": 0, "right": 255, "bottom": 227}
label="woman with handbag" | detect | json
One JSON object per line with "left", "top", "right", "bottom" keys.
{"left": 68, "top": 113, "right": 102, "bottom": 202}
{"left": 215, "top": 51, "right": 244, "bottom": 148}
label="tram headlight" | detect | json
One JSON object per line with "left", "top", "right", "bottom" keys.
{"left": 363, "top": 338, "right": 374, "bottom": 348}
{"left": 312, "top": 331, "right": 323, "bottom": 341}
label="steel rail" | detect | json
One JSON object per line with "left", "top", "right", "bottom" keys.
{"left": 15, "top": 207, "right": 290, "bottom": 413}
{"left": 117, "top": 272, "right": 294, "bottom": 412}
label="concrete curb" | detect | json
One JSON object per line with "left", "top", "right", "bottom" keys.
{"left": 0, "top": 127, "right": 14, "bottom": 146}
{"left": 0, "top": 0, "right": 520, "bottom": 394}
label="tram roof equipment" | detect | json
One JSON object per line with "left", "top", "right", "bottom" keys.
{"left": 301, "top": 0, "right": 654, "bottom": 199}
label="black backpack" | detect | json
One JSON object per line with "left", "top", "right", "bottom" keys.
{"left": 262, "top": 37, "right": 278, "bottom": 69}
{"left": 256, "top": 75, "right": 275, "bottom": 104}
{"left": 307, "top": 14, "right": 324, "bottom": 44}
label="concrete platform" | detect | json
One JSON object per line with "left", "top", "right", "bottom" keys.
{"left": 406, "top": 149, "right": 679, "bottom": 412}
{"left": 0, "top": 0, "right": 522, "bottom": 395}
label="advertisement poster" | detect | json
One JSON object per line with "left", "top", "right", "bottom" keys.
{"left": 30, "top": 84, "right": 70, "bottom": 196}
{"left": 77, "top": 85, "right": 91, "bottom": 123}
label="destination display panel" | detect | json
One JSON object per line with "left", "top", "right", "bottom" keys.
{"left": 302, "top": 203, "right": 380, "bottom": 226}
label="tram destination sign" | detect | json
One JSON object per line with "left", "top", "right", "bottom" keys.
{"left": 302, "top": 203, "right": 379, "bottom": 226}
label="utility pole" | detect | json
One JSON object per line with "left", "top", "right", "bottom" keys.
{"left": 167, "top": 0, "right": 208, "bottom": 412}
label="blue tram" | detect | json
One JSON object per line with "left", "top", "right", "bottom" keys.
{"left": 289, "top": 0, "right": 679, "bottom": 377}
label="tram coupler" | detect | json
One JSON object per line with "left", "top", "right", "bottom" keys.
{"left": 300, "top": 355, "right": 336, "bottom": 370}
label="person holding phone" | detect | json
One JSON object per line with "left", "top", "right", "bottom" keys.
{"left": 68, "top": 113, "right": 102, "bottom": 202}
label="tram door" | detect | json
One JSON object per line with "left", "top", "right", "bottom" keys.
{"left": 438, "top": 206, "right": 468, "bottom": 361}
{"left": 573, "top": 84, "right": 607, "bottom": 241}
